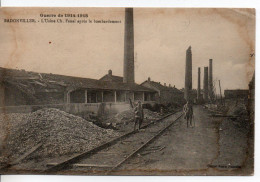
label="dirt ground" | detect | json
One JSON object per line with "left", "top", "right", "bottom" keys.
{"left": 116, "top": 105, "right": 253, "bottom": 175}
{"left": 1, "top": 105, "right": 253, "bottom": 175}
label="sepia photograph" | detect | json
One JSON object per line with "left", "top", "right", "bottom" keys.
{"left": 0, "top": 7, "right": 255, "bottom": 175}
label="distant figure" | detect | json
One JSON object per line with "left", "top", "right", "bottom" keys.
{"left": 134, "top": 101, "right": 144, "bottom": 131}
{"left": 183, "top": 101, "right": 194, "bottom": 128}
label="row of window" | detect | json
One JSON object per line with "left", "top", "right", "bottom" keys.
{"left": 69, "top": 90, "right": 156, "bottom": 103}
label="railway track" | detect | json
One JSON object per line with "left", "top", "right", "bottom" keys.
{"left": 44, "top": 111, "right": 183, "bottom": 174}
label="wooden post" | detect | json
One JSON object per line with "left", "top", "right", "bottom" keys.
{"left": 65, "top": 91, "right": 71, "bottom": 104}
{"left": 219, "top": 80, "right": 223, "bottom": 105}
{"left": 143, "top": 92, "right": 145, "bottom": 102}
{"left": 101, "top": 91, "right": 104, "bottom": 102}
{"left": 114, "top": 91, "right": 117, "bottom": 103}
{"left": 96, "top": 92, "right": 98, "bottom": 103}
{"left": 124, "top": 91, "right": 127, "bottom": 102}
{"left": 85, "top": 90, "right": 88, "bottom": 103}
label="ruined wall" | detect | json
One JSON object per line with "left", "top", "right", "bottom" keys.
{"left": 35, "top": 92, "right": 64, "bottom": 104}
{"left": 2, "top": 85, "right": 31, "bottom": 106}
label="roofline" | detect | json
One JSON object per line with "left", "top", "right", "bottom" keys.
{"left": 71, "top": 87, "right": 156, "bottom": 92}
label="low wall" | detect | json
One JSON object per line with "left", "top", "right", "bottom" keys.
{"left": 63, "top": 102, "right": 131, "bottom": 117}
{"left": 0, "top": 102, "right": 132, "bottom": 118}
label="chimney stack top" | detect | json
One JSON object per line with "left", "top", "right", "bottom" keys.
{"left": 148, "top": 77, "right": 151, "bottom": 82}
{"left": 164, "top": 83, "right": 166, "bottom": 86}
{"left": 108, "top": 69, "right": 112, "bottom": 75}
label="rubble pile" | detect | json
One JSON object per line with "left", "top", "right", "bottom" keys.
{"left": 2, "top": 108, "right": 120, "bottom": 162}
{"left": 143, "top": 109, "right": 162, "bottom": 120}
{"left": 0, "top": 113, "right": 29, "bottom": 153}
{"left": 206, "top": 99, "right": 248, "bottom": 119}
{"left": 106, "top": 110, "right": 134, "bottom": 125}
{"left": 227, "top": 103, "right": 248, "bottom": 117}
{"left": 106, "top": 108, "right": 162, "bottom": 126}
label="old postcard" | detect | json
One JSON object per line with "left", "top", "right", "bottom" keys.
{"left": 0, "top": 7, "right": 255, "bottom": 175}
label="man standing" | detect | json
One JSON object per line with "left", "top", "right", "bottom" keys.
{"left": 134, "top": 101, "right": 144, "bottom": 131}
{"left": 183, "top": 101, "right": 194, "bottom": 128}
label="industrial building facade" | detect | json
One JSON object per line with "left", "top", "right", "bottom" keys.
{"left": 224, "top": 89, "right": 249, "bottom": 99}
{"left": 0, "top": 67, "right": 156, "bottom": 107}
{"left": 141, "top": 77, "right": 185, "bottom": 105}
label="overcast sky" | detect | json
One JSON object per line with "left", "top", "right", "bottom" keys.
{"left": 0, "top": 8, "right": 255, "bottom": 93}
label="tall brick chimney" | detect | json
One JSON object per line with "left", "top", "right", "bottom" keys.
{"left": 208, "top": 59, "right": 213, "bottom": 100}
{"left": 184, "top": 46, "right": 192, "bottom": 101}
{"left": 123, "top": 8, "right": 135, "bottom": 84}
{"left": 197, "top": 67, "right": 201, "bottom": 100}
{"left": 203, "top": 67, "right": 209, "bottom": 102}
{"left": 108, "top": 69, "right": 112, "bottom": 76}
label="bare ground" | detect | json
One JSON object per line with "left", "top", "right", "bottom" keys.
{"left": 114, "top": 105, "right": 253, "bottom": 175}
{"left": 1, "top": 105, "right": 253, "bottom": 175}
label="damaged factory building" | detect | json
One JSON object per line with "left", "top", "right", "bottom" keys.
{"left": 0, "top": 8, "right": 185, "bottom": 120}
{"left": 0, "top": 8, "right": 185, "bottom": 119}
{"left": 0, "top": 68, "right": 157, "bottom": 117}
{"left": 0, "top": 8, "right": 155, "bottom": 117}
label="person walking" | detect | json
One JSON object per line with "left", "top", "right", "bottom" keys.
{"left": 134, "top": 101, "right": 144, "bottom": 131}
{"left": 183, "top": 101, "right": 194, "bottom": 128}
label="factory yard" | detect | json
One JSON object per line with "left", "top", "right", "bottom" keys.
{"left": 0, "top": 106, "right": 170, "bottom": 173}
{"left": 0, "top": 103, "right": 253, "bottom": 175}
{"left": 114, "top": 105, "right": 253, "bottom": 175}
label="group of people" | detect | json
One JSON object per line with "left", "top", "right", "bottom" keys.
{"left": 131, "top": 99, "right": 194, "bottom": 131}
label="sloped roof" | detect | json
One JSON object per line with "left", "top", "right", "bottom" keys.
{"left": 43, "top": 74, "right": 153, "bottom": 92}
{"left": 141, "top": 80, "right": 182, "bottom": 93}
{"left": 99, "top": 74, "right": 123, "bottom": 83}
{"left": 0, "top": 67, "right": 154, "bottom": 93}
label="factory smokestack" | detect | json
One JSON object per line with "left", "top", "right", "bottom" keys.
{"left": 123, "top": 8, "right": 135, "bottom": 84}
{"left": 197, "top": 67, "right": 201, "bottom": 100}
{"left": 184, "top": 46, "right": 192, "bottom": 101}
{"left": 208, "top": 59, "right": 213, "bottom": 100}
{"left": 203, "top": 67, "right": 209, "bottom": 102}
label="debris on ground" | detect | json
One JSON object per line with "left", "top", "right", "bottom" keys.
{"left": 105, "top": 109, "right": 162, "bottom": 127}
{"left": 0, "top": 113, "right": 29, "bottom": 156}
{"left": 209, "top": 99, "right": 251, "bottom": 170}
{"left": 206, "top": 99, "right": 249, "bottom": 120}
{"left": 0, "top": 108, "right": 120, "bottom": 164}
{"left": 211, "top": 117, "right": 250, "bottom": 168}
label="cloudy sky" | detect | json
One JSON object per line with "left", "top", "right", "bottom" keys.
{"left": 0, "top": 8, "right": 255, "bottom": 93}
